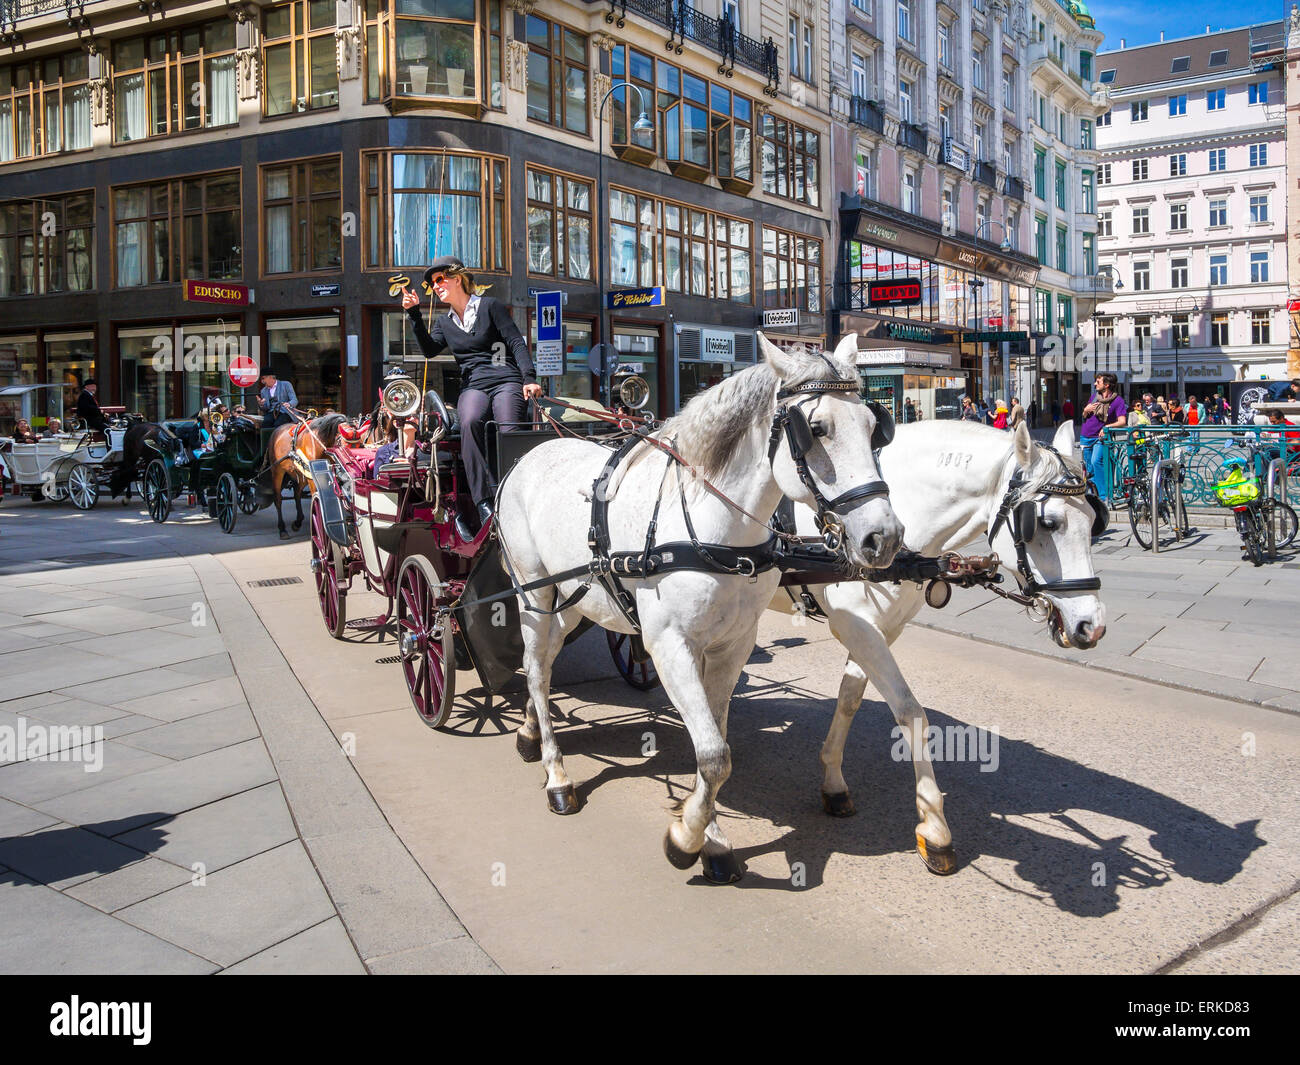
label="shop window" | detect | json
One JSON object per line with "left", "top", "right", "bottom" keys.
{"left": 0, "top": 335, "right": 40, "bottom": 431}
{"left": 526, "top": 16, "right": 587, "bottom": 134}
{"left": 267, "top": 318, "right": 342, "bottom": 412}
{"left": 366, "top": 150, "right": 508, "bottom": 272}
{"left": 46, "top": 332, "right": 96, "bottom": 422}
{"left": 761, "top": 226, "right": 821, "bottom": 313}
{"left": 0, "top": 192, "right": 94, "bottom": 297}
{"left": 525, "top": 166, "right": 592, "bottom": 281}
{"left": 113, "top": 20, "right": 238, "bottom": 141}
{"left": 263, "top": 0, "right": 339, "bottom": 115}
{"left": 262, "top": 157, "right": 342, "bottom": 275}
{"left": 0, "top": 51, "right": 91, "bottom": 163}
{"left": 113, "top": 171, "right": 240, "bottom": 286}
{"left": 529, "top": 318, "right": 592, "bottom": 399}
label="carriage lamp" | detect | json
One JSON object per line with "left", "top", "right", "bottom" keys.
{"left": 381, "top": 376, "right": 422, "bottom": 418}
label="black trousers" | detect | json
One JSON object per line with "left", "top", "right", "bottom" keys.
{"left": 458, "top": 381, "right": 525, "bottom": 507}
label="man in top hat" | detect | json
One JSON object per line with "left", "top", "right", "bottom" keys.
{"left": 257, "top": 369, "right": 298, "bottom": 431}
{"left": 75, "top": 379, "right": 106, "bottom": 435}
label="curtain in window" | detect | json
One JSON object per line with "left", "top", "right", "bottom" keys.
{"left": 209, "top": 55, "right": 238, "bottom": 127}
{"left": 116, "top": 221, "right": 144, "bottom": 287}
{"left": 527, "top": 207, "right": 552, "bottom": 274}
{"left": 115, "top": 74, "right": 146, "bottom": 141}
{"left": 567, "top": 215, "right": 590, "bottom": 279}
{"left": 266, "top": 203, "right": 292, "bottom": 273}
{"left": 64, "top": 86, "right": 91, "bottom": 150}
{"left": 0, "top": 101, "right": 13, "bottom": 163}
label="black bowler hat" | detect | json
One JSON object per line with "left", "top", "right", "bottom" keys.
{"left": 422, "top": 255, "right": 467, "bottom": 288}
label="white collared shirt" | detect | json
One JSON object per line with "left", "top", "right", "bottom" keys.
{"left": 449, "top": 294, "right": 482, "bottom": 333}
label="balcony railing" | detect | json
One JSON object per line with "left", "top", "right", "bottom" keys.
{"left": 849, "top": 96, "right": 885, "bottom": 134}
{"left": 897, "top": 122, "right": 928, "bottom": 154}
{"left": 605, "top": 1, "right": 780, "bottom": 92}
{"left": 1, "top": 0, "right": 92, "bottom": 22}
{"left": 1004, "top": 175, "right": 1027, "bottom": 202}
{"left": 974, "top": 161, "right": 997, "bottom": 188}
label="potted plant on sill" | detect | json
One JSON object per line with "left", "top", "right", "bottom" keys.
{"left": 443, "top": 41, "right": 470, "bottom": 97}
{"left": 400, "top": 33, "right": 429, "bottom": 94}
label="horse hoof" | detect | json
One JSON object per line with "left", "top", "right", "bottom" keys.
{"left": 916, "top": 835, "right": 958, "bottom": 876}
{"left": 700, "top": 850, "right": 743, "bottom": 884}
{"left": 821, "top": 791, "right": 856, "bottom": 818}
{"left": 663, "top": 829, "right": 700, "bottom": 871}
{"left": 516, "top": 731, "right": 541, "bottom": 763}
{"left": 293, "top": 522, "right": 303, "bottom": 532}
{"left": 546, "top": 784, "right": 579, "bottom": 815}
{"left": 279, "top": 531, "right": 290, "bottom": 541}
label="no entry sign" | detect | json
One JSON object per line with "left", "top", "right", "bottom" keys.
{"left": 228, "top": 356, "right": 259, "bottom": 388}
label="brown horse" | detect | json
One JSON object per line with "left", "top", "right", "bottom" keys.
{"left": 265, "top": 413, "right": 347, "bottom": 539}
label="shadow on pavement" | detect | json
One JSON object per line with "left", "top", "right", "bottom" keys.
{"left": 0, "top": 815, "right": 173, "bottom": 887}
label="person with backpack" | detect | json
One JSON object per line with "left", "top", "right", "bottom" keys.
{"left": 1186, "top": 394, "right": 1203, "bottom": 427}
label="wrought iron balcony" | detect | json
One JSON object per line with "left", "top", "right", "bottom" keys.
{"left": 605, "top": 0, "right": 780, "bottom": 93}
{"left": 974, "top": 161, "right": 997, "bottom": 188}
{"left": 897, "top": 122, "right": 928, "bottom": 155}
{"left": 849, "top": 96, "right": 884, "bottom": 134}
{"left": 1004, "top": 176, "right": 1027, "bottom": 203}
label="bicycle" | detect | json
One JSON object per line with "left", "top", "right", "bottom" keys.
{"left": 1213, "top": 448, "right": 1298, "bottom": 566}
{"left": 1119, "top": 435, "right": 1189, "bottom": 550}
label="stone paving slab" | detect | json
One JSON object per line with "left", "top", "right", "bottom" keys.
{"left": 64, "top": 857, "right": 196, "bottom": 914}
{"left": 115, "top": 705, "right": 259, "bottom": 761}
{"left": 0, "top": 741, "right": 171, "bottom": 806}
{"left": 219, "top": 917, "right": 367, "bottom": 975}
{"left": 115, "top": 841, "right": 338, "bottom": 969}
{"left": 0, "top": 823, "right": 149, "bottom": 890}
{"left": 0, "top": 873, "right": 217, "bottom": 975}
{"left": 0, "top": 796, "right": 60, "bottom": 837}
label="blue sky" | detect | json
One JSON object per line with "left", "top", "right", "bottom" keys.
{"left": 1093, "top": 1, "right": 1287, "bottom": 51}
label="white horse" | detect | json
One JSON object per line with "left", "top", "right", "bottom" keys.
{"left": 788, "top": 418, "right": 1106, "bottom": 875}
{"left": 497, "top": 334, "right": 905, "bottom": 882}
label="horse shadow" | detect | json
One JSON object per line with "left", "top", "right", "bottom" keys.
{"left": 0, "top": 815, "right": 173, "bottom": 888}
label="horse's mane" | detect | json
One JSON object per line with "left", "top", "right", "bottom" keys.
{"left": 647, "top": 348, "right": 856, "bottom": 480}
{"left": 311, "top": 412, "right": 348, "bottom": 449}
{"left": 1011, "top": 436, "right": 1085, "bottom": 504}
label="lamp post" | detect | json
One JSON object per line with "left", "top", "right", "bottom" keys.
{"left": 1084, "top": 266, "right": 1122, "bottom": 412}
{"left": 596, "top": 81, "right": 654, "bottom": 407}
{"left": 972, "top": 219, "right": 1013, "bottom": 410}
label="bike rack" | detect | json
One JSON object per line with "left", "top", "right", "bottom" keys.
{"left": 1149, "top": 458, "right": 1185, "bottom": 554}
{"left": 1265, "top": 456, "right": 1286, "bottom": 558}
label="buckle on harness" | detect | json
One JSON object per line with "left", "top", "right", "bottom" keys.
{"left": 735, "top": 555, "right": 757, "bottom": 580}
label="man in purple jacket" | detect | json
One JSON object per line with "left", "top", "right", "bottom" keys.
{"left": 1080, "top": 373, "right": 1127, "bottom": 501}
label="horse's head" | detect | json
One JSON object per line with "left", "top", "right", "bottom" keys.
{"left": 759, "top": 332, "right": 904, "bottom": 570}
{"left": 989, "top": 420, "right": 1107, "bottom": 650}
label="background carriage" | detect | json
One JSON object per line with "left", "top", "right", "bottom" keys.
{"left": 308, "top": 372, "right": 658, "bottom": 726}
{"left": 139, "top": 413, "right": 272, "bottom": 531}
{"left": 0, "top": 384, "right": 135, "bottom": 509}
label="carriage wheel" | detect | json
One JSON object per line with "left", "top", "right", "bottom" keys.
{"left": 237, "top": 480, "right": 260, "bottom": 514}
{"left": 310, "top": 496, "right": 347, "bottom": 639}
{"left": 67, "top": 464, "right": 99, "bottom": 510}
{"left": 143, "top": 459, "right": 171, "bottom": 523}
{"left": 607, "top": 630, "right": 660, "bottom": 690}
{"left": 396, "top": 555, "right": 456, "bottom": 729}
{"left": 216, "top": 473, "right": 238, "bottom": 533}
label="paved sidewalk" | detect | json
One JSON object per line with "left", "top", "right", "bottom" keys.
{"left": 0, "top": 503, "right": 495, "bottom": 974}
{"left": 915, "top": 515, "right": 1300, "bottom": 714}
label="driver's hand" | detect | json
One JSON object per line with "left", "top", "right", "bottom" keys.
{"left": 522, "top": 382, "right": 543, "bottom": 401}
{"left": 400, "top": 287, "right": 419, "bottom": 311}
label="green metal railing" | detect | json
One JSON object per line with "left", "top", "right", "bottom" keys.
{"left": 1099, "top": 425, "right": 1300, "bottom": 508}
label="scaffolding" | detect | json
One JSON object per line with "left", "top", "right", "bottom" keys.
{"left": 1248, "top": 20, "right": 1288, "bottom": 72}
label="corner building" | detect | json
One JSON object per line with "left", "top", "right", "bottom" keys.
{"left": 0, "top": 0, "right": 833, "bottom": 425}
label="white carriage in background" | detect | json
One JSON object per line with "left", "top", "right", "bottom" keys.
{"left": 0, "top": 384, "right": 134, "bottom": 509}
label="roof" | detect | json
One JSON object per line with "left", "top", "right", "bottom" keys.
{"left": 0, "top": 384, "right": 62, "bottom": 396}
{"left": 1095, "top": 21, "right": 1283, "bottom": 90}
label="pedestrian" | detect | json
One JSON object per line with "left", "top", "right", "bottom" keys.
{"left": 1186, "top": 394, "right": 1204, "bottom": 427}
{"left": 1027, "top": 399, "right": 1038, "bottom": 428}
{"left": 993, "top": 400, "right": 1009, "bottom": 430}
{"left": 1050, "top": 399, "right": 1061, "bottom": 426}
{"left": 1167, "top": 397, "right": 1185, "bottom": 424}
{"left": 1128, "top": 400, "right": 1150, "bottom": 427}
{"left": 1009, "top": 397, "right": 1025, "bottom": 430}
{"left": 977, "top": 397, "right": 991, "bottom": 424}
{"left": 903, "top": 397, "right": 917, "bottom": 424}
{"left": 1080, "top": 372, "right": 1127, "bottom": 502}
{"left": 257, "top": 369, "right": 298, "bottom": 430}
{"left": 959, "top": 395, "right": 981, "bottom": 422}
{"left": 1062, "top": 396, "right": 1075, "bottom": 423}
{"left": 1213, "top": 393, "right": 1230, "bottom": 424}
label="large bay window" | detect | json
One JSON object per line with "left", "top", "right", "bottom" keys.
{"left": 264, "top": 0, "right": 340, "bottom": 115}
{"left": 392, "top": 0, "right": 477, "bottom": 100}
{"left": 0, "top": 192, "right": 94, "bottom": 297}
{"left": 526, "top": 16, "right": 587, "bottom": 133}
{"left": 760, "top": 114, "right": 820, "bottom": 207}
{"left": 113, "top": 21, "right": 238, "bottom": 142}
{"left": 762, "top": 226, "right": 821, "bottom": 312}
{"left": 365, "top": 150, "right": 507, "bottom": 271}
{"left": 112, "top": 171, "right": 241, "bottom": 287}
{"left": 262, "top": 157, "right": 342, "bottom": 275}
{"left": 526, "top": 167, "right": 592, "bottom": 280}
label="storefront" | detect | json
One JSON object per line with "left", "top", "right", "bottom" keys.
{"left": 118, "top": 319, "right": 246, "bottom": 419}
{"left": 529, "top": 316, "right": 595, "bottom": 402}
{"left": 265, "top": 316, "right": 342, "bottom": 413}
{"left": 0, "top": 335, "right": 38, "bottom": 432}
{"left": 674, "top": 323, "right": 756, "bottom": 409}
{"left": 45, "top": 331, "right": 96, "bottom": 422}
{"left": 613, "top": 322, "right": 663, "bottom": 418}
{"left": 854, "top": 346, "right": 967, "bottom": 423}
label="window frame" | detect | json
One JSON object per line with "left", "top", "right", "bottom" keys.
{"left": 259, "top": 154, "right": 343, "bottom": 277}
{"left": 261, "top": 0, "right": 340, "bottom": 118}
{"left": 524, "top": 164, "right": 594, "bottom": 282}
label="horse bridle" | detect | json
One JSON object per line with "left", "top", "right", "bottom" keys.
{"left": 987, "top": 444, "right": 1104, "bottom": 599}
{"left": 766, "top": 380, "right": 895, "bottom": 548}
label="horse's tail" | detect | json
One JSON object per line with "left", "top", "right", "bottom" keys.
{"left": 312, "top": 412, "right": 348, "bottom": 450}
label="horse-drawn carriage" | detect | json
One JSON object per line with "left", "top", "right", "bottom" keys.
{"left": 139, "top": 412, "right": 272, "bottom": 531}
{"left": 0, "top": 384, "right": 137, "bottom": 509}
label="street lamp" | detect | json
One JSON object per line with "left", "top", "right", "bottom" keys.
{"left": 596, "top": 81, "right": 654, "bottom": 407}
{"left": 972, "top": 219, "right": 1013, "bottom": 408}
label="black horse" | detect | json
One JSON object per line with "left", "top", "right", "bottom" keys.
{"left": 108, "top": 421, "right": 162, "bottom": 502}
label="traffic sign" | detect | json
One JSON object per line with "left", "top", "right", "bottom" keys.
{"left": 534, "top": 340, "right": 563, "bottom": 377}
{"left": 536, "top": 290, "right": 563, "bottom": 343}
{"left": 588, "top": 343, "right": 620, "bottom": 376}
{"left": 228, "top": 356, "right": 259, "bottom": 388}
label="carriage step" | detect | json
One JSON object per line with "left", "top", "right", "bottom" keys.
{"left": 247, "top": 576, "right": 303, "bottom": 587}
{"left": 374, "top": 655, "right": 401, "bottom": 665}
{"left": 345, "top": 616, "right": 390, "bottom": 631}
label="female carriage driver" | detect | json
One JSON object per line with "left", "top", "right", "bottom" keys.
{"left": 399, "top": 255, "right": 543, "bottom": 541}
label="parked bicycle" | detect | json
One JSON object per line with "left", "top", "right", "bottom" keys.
{"left": 1116, "top": 432, "right": 1189, "bottom": 550}
{"left": 1212, "top": 439, "right": 1298, "bottom": 566}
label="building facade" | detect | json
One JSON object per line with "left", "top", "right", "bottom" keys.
{"left": 1095, "top": 22, "right": 1289, "bottom": 402}
{"left": 1026, "top": 0, "right": 1104, "bottom": 414}
{"left": 828, "top": 0, "right": 1042, "bottom": 419}
{"left": 0, "top": 0, "right": 834, "bottom": 427}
